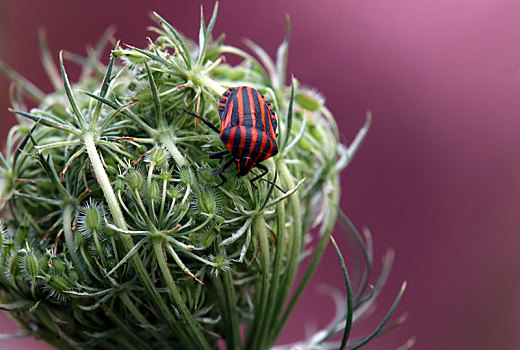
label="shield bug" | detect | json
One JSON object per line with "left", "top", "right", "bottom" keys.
{"left": 184, "top": 86, "right": 283, "bottom": 192}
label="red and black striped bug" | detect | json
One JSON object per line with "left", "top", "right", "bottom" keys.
{"left": 184, "top": 86, "right": 284, "bottom": 192}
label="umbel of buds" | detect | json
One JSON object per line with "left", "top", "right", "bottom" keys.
{"left": 0, "top": 3, "right": 408, "bottom": 350}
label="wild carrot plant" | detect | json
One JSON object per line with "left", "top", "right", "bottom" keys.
{"left": 0, "top": 3, "right": 409, "bottom": 349}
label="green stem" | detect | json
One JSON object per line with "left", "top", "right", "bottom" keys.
{"left": 223, "top": 269, "right": 241, "bottom": 350}
{"left": 198, "top": 75, "right": 225, "bottom": 96}
{"left": 214, "top": 269, "right": 241, "bottom": 350}
{"left": 263, "top": 199, "right": 286, "bottom": 347}
{"left": 79, "top": 246, "right": 104, "bottom": 282}
{"left": 62, "top": 204, "right": 87, "bottom": 280}
{"left": 268, "top": 160, "right": 301, "bottom": 341}
{"left": 84, "top": 132, "right": 125, "bottom": 228}
{"left": 245, "top": 215, "right": 271, "bottom": 350}
{"left": 92, "top": 230, "right": 108, "bottom": 267}
{"left": 34, "top": 306, "right": 78, "bottom": 348}
{"left": 84, "top": 131, "right": 192, "bottom": 347}
{"left": 160, "top": 133, "right": 187, "bottom": 167}
{"left": 147, "top": 162, "right": 155, "bottom": 221}
{"left": 105, "top": 308, "right": 154, "bottom": 350}
{"left": 159, "top": 176, "right": 167, "bottom": 224}
{"left": 153, "top": 240, "right": 212, "bottom": 350}
{"left": 9, "top": 311, "right": 75, "bottom": 350}
{"left": 273, "top": 176, "right": 340, "bottom": 340}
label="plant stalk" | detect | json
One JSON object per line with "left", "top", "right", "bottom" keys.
{"left": 153, "top": 240, "right": 212, "bottom": 350}
{"left": 84, "top": 131, "right": 194, "bottom": 347}
{"left": 246, "top": 215, "right": 271, "bottom": 350}
{"left": 62, "top": 203, "right": 87, "bottom": 280}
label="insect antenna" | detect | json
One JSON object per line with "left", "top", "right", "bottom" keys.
{"left": 183, "top": 108, "right": 220, "bottom": 134}
{"left": 259, "top": 176, "right": 286, "bottom": 194}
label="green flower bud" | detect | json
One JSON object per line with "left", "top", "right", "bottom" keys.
{"left": 188, "top": 233, "right": 200, "bottom": 246}
{"left": 85, "top": 205, "right": 103, "bottom": 233}
{"left": 38, "top": 255, "right": 49, "bottom": 273}
{"left": 178, "top": 200, "right": 190, "bottom": 214}
{"left": 0, "top": 6, "right": 392, "bottom": 349}
{"left": 137, "top": 144, "right": 147, "bottom": 154}
{"left": 309, "top": 123, "right": 326, "bottom": 142}
{"left": 135, "top": 90, "right": 153, "bottom": 102}
{"left": 112, "top": 49, "right": 148, "bottom": 64}
{"left": 104, "top": 157, "right": 117, "bottom": 169}
{"left": 149, "top": 147, "right": 168, "bottom": 167}
{"left": 210, "top": 255, "right": 231, "bottom": 277}
{"left": 149, "top": 180, "right": 160, "bottom": 202}
{"left": 115, "top": 177, "right": 125, "bottom": 191}
{"left": 47, "top": 275, "right": 71, "bottom": 299}
{"left": 295, "top": 90, "right": 323, "bottom": 112}
{"left": 0, "top": 174, "right": 13, "bottom": 203}
{"left": 180, "top": 165, "right": 191, "bottom": 185}
{"left": 168, "top": 186, "right": 179, "bottom": 199}
{"left": 106, "top": 253, "right": 117, "bottom": 269}
{"left": 8, "top": 251, "right": 21, "bottom": 279}
{"left": 197, "top": 188, "right": 217, "bottom": 215}
{"left": 156, "top": 36, "right": 166, "bottom": 45}
{"left": 106, "top": 165, "right": 117, "bottom": 175}
{"left": 158, "top": 170, "right": 172, "bottom": 182}
{"left": 199, "top": 165, "right": 213, "bottom": 183}
{"left": 68, "top": 267, "right": 80, "bottom": 282}
{"left": 214, "top": 66, "right": 245, "bottom": 80}
{"left": 297, "top": 137, "right": 313, "bottom": 152}
{"left": 23, "top": 252, "right": 40, "bottom": 278}
{"left": 126, "top": 170, "right": 145, "bottom": 192}
{"left": 51, "top": 258, "right": 66, "bottom": 275}
{"left": 2, "top": 239, "right": 14, "bottom": 260}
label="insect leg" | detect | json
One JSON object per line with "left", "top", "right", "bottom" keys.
{"left": 250, "top": 163, "right": 269, "bottom": 189}
{"left": 183, "top": 108, "right": 221, "bottom": 134}
{"left": 251, "top": 163, "right": 286, "bottom": 193}
{"left": 209, "top": 151, "right": 229, "bottom": 159}
{"left": 214, "top": 157, "right": 235, "bottom": 188}
{"left": 209, "top": 150, "right": 230, "bottom": 165}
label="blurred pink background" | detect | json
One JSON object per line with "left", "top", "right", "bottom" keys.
{"left": 1, "top": 0, "right": 520, "bottom": 349}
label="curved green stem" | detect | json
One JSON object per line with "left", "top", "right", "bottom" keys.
{"left": 84, "top": 131, "right": 192, "bottom": 346}
{"left": 268, "top": 160, "right": 302, "bottom": 340}
{"left": 91, "top": 230, "right": 108, "bottom": 267}
{"left": 214, "top": 269, "right": 241, "bottom": 350}
{"left": 198, "top": 75, "right": 225, "bottom": 96}
{"left": 160, "top": 133, "right": 187, "bottom": 167}
{"left": 120, "top": 292, "right": 171, "bottom": 350}
{"left": 263, "top": 199, "right": 286, "bottom": 348}
{"left": 153, "top": 240, "right": 212, "bottom": 350}
{"left": 273, "top": 176, "right": 340, "bottom": 340}
{"left": 62, "top": 204, "right": 87, "bottom": 280}
{"left": 245, "top": 215, "right": 271, "bottom": 350}
{"left": 84, "top": 132, "right": 125, "bottom": 228}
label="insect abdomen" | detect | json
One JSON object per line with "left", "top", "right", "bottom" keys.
{"left": 218, "top": 86, "right": 278, "bottom": 160}
{"left": 220, "top": 125, "right": 278, "bottom": 162}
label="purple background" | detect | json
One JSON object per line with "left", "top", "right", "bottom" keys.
{"left": 1, "top": 1, "right": 520, "bottom": 349}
